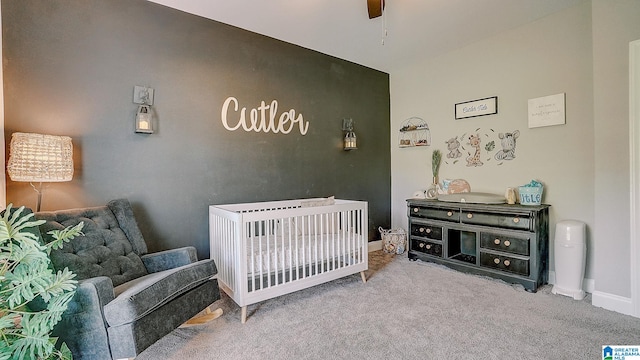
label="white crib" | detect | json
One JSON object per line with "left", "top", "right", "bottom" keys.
{"left": 209, "top": 198, "right": 368, "bottom": 323}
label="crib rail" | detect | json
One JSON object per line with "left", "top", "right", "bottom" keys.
{"left": 209, "top": 199, "right": 368, "bottom": 311}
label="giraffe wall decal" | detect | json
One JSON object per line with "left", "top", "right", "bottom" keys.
{"left": 466, "top": 134, "right": 483, "bottom": 167}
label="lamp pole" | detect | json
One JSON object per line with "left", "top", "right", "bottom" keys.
{"left": 30, "top": 182, "right": 44, "bottom": 212}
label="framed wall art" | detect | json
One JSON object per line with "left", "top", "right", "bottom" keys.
{"left": 455, "top": 96, "right": 498, "bottom": 120}
{"left": 528, "top": 93, "right": 566, "bottom": 128}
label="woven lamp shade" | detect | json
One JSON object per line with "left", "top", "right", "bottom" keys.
{"left": 7, "top": 132, "right": 74, "bottom": 182}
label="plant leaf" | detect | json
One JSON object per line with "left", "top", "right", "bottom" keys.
{"left": 0, "top": 341, "right": 12, "bottom": 360}
{"left": 0, "top": 312, "right": 18, "bottom": 331}
{"left": 43, "top": 291, "right": 75, "bottom": 328}
{"left": 58, "top": 341, "right": 73, "bottom": 360}
{"left": 5, "top": 261, "right": 51, "bottom": 307}
{"left": 10, "top": 313, "right": 56, "bottom": 360}
{"left": 0, "top": 205, "right": 45, "bottom": 246}
{"left": 46, "top": 221, "right": 85, "bottom": 254}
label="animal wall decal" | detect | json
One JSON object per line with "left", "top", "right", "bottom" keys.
{"left": 443, "top": 128, "right": 520, "bottom": 167}
{"left": 494, "top": 130, "right": 520, "bottom": 161}
{"left": 445, "top": 136, "right": 462, "bottom": 159}
{"left": 466, "top": 134, "right": 483, "bottom": 167}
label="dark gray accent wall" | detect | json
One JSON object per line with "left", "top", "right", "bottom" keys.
{"left": 2, "top": 0, "right": 391, "bottom": 259}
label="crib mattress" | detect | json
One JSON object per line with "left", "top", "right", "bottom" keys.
{"left": 246, "top": 232, "right": 363, "bottom": 274}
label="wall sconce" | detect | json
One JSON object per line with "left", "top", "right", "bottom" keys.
{"left": 134, "top": 86, "right": 154, "bottom": 134}
{"left": 342, "top": 118, "right": 357, "bottom": 151}
{"left": 7, "top": 132, "right": 74, "bottom": 211}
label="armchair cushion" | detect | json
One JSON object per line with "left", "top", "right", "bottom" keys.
{"left": 103, "top": 259, "right": 217, "bottom": 327}
{"left": 141, "top": 246, "right": 198, "bottom": 273}
{"left": 37, "top": 199, "right": 149, "bottom": 287}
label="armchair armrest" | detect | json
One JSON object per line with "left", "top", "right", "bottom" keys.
{"left": 141, "top": 246, "right": 198, "bottom": 273}
{"left": 52, "top": 277, "right": 115, "bottom": 360}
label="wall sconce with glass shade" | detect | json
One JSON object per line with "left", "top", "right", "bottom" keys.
{"left": 6, "top": 132, "right": 74, "bottom": 211}
{"left": 133, "top": 85, "right": 154, "bottom": 134}
{"left": 342, "top": 118, "right": 357, "bottom": 151}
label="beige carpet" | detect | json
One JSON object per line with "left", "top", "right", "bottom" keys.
{"left": 136, "top": 251, "right": 640, "bottom": 359}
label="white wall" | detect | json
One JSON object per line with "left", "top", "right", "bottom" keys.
{"left": 591, "top": 0, "right": 640, "bottom": 309}
{"left": 390, "top": 3, "right": 595, "bottom": 278}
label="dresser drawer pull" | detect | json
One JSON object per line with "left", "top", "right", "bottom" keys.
{"left": 426, "top": 228, "right": 432, "bottom": 234}
{"left": 494, "top": 239, "right": 500, "bottom": 245}
{"left": 447, "top": 211, "right": 453, "bottom": 217}
{"left": 513, "top": 217, "right": 520, "bottom": 224}
{"left": 504, "top": 260, "right": 511, "bottom": 266}
{"left": 419, "top": 242, "right": 425, "bottom": 248}
{"left": 426, "top": 244, "right": 432, "bottom": 250}
{"left": 494, "top": 258, "right": 500, "bottom": 264}
{"left": 413, "top": 208, "right": 419, "bottom": 213}
{"left": 419, "top": 227, "right": 425, "bottom": 233}
{"left": 467, "top": 213, "right": 473, "bottom": 219}
{"left": 504, "top": 240, "right": 511, "bottom": 247}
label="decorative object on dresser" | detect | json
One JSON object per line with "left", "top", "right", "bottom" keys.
{"left": 407, "top": 199, "right": 550, "bottom": 292}
{"left": 209, "top": 197, "right": 368, "bottom": 323}
{"left": 426, "top": 150, "right": 442, "bottom": 199}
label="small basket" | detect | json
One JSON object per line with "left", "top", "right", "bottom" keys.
{"left": 518, "top": 186, "right": 543, "bottom": 205}
{"left": 379, "top": 227, "right": 407, "bottom": 254}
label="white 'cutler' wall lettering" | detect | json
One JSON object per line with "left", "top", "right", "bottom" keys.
{"left": 221, "top": 96, "right": 309, "bottom": 135}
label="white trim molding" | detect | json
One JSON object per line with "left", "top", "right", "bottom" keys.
{"left": 368, "top": 240, "right": 383, "bottom": 252}
{"left": 630, "top": 39, "right": 640, "bottom": 318}
{"left": 593, "top": 291, "right": 634, "bottom": 316}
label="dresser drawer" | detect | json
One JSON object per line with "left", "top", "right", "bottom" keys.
{"left": 411, "top": 223, "right": 443, "bottom": 240}
{"left": 411, "top": 239, "right": 443, "bottom": 257}
{"left": 480, "top": 232, "right": 530, "bottom": 256}
{"left": 410, "top": 206, "right": 459, "bottom": 222}
{"left": 461, "top": 211, "right": 530, "bottom": 230}
{"left": 480, "top": 252, "right": 529, "bottom": 277}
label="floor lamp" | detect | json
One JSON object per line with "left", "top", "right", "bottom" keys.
{"left": 7, "top": 132, "right": 74, "bottom": 212}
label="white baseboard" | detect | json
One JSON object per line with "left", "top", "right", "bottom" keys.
{"left": 549, "top": 270, "right": 636, "bottom": 316}
{"left": 368, "top": 240, "right": 382, "bottom": 252}
{"left": 592, "top": 291, "right": 634, "bottom": 316}
{"left": 548, "top": 271, "right": 595, "bottom": 293}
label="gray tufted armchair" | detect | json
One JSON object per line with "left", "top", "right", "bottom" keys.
{"left": 35, "top": 199, "right": 220, "bottom": 360}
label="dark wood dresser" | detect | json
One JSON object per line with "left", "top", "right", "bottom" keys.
{"left": 407, "top": 199, "right": 550, "bottom": 292}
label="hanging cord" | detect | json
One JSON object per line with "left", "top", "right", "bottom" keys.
{"left": 381, "top": 0, "right": 388, "bottom": 45}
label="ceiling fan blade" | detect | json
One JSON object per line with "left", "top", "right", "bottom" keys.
{"left": 367, "top": 0, "right": 385, "bottom": 19}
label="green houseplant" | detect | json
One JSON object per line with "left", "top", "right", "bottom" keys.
{"left": 0, "top": 204, "right": 84, "bottom": 360}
